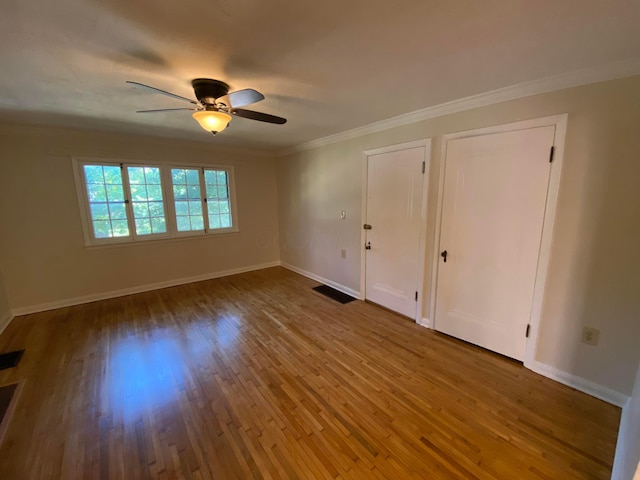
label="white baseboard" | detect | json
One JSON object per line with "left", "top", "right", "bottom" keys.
{"left": 528, "top": 360, "right": 629, "bottom": 408}
{"left": 11, "top": 261, "right": 281, "bottom": 316}
{"left": 417, "top": 317, "right": 431, "bottom": 328}
{"left": 0, "top": 311, "right": 14, "bottom": 336}
{"left": 280, "top": 262, "right": 360, "bottom": 299}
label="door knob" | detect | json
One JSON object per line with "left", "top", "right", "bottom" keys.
{"left": 441, "top": 250, "right": 448, "bottom": 262}
{"left": 365, "top": 241, "right": 371, "bottom": 250}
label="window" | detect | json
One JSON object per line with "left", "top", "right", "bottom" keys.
{"left": 205, "top": 169, "right": 233, "bottom": 229}
{"left": 83, "top": 164, "right": 129, "bottom": 238}
{"left": 128, "top": 166, "right": 167, "bottom": 236}
{"left": 74, "top": 159, "right": 238, "bottom": 245}
{"left": 171, "top": 168, "right": 205, "bottom": 232}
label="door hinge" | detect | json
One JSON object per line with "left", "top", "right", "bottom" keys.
{"left": 525, "top": 324, "right": 531, "bottom": 338}
{"left": 549, "top": 146, "right": 555, "bottom": 163}
{"left": 415, "top": 291, "right": 418, "bottom": 301}
{"left": 421, "top": 161, "right": 425, "bottom": 174}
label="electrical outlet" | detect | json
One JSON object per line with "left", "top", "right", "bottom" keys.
{"left": 581, "top": 327, "right": 600, "bottom": 346}
{"left": 340, "top": 249, "right": 346, "bottom": 259}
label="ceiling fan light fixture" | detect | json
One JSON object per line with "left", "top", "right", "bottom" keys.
{"left": 192, "top": 110, "right": 232, "bottom": 134}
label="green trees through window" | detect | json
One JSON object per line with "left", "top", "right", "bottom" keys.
{"left": 128, "top": 166, "right": 167, "bottom": 235}
{"left": 79, "top": 161, "right": 235, "bottom": 243}
{"left": 171, "top": 168, "right": 205, "bottom": 232}
{"left": 83, "top": 165, "right": 129, "bottom": 238}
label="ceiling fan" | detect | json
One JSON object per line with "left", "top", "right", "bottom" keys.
{"left": 126, "top": 78, "right": 287, "bottom": 135}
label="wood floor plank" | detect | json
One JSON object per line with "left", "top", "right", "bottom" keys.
{"left": 0, "top": 267, "right": 621, "bottom": 479}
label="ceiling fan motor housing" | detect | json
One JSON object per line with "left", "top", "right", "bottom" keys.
{"left": 192, "top": 78, "right": 230, "bottom": 105}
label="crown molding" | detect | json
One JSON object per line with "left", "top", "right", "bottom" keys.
{"left": 280, "top": 58, "right": 640, "bottom": 156}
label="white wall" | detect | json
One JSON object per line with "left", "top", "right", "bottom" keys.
{"left": 277, "top": 75, "right": 640, "bottom": 397}
{"left": 0, "top": 126, "right": 280, "bottom": 311}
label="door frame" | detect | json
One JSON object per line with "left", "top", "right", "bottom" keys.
{"left": 430, "top": 114, "right": 568, "bottom": 368}
{"left": 361, "top": 139, "right": 432, "bottom": 322}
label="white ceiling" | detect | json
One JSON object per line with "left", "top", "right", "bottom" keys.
{"left": 1, "top": 0, "right": 639, "bottom": 150}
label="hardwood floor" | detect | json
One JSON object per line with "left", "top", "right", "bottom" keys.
{"left": 0, "top": 267, "right": 620, "bottom": 479}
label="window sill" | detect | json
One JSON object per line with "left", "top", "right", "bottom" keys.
{"left": 84, "top": 229, "right": 240, "bottom": 251}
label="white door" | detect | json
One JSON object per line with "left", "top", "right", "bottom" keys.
{"left": 365, "top": 146, "right": 425, "bottom": 318}
{"left": 435, "top": 126, "right": 555, "bottom": 360}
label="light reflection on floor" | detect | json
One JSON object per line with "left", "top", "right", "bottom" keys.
{"left": 103, "top": 317, "right": 240, "bottom": 422}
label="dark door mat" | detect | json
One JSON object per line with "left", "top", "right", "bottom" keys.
{"left": 0, "top": 350, "right": 24, "bottom": 371}
{"left": 0, "top": 383, "right": 17, "bottom": 425}
{"left": 312, "top": 285, "right": 356, "bottom": 304}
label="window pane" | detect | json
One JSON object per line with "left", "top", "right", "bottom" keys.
{"left": 103, "top": 166, "right": 122, "bottom": 184}
{"left": 151, "top": 217, "right": 166, "bottom": 234}
{"left": 172, "top": 169, "right": 185, "bottom": 184}
{"left": 187, "top": 185, "right": 200, "bottom": 199}
{"left": 130, "top": 184, "right": 148, "bottom": 201}
{"left": 175, "top": 201, "right": 189, "bottom": 216}
{"left": 204, "top": 169, "right": 233, "bottom": 230}
{"left": 145, "top": 167, "right": 160, "bottom": 184}
{"left": 188, "top": 200, "right": 202, "bottom": 216}
{"left": 173, "top": 185, "right": 187, "bottom": 200}
{"left": 111, "top": 220, "right": 129, "bottom": 236}
{"left": 204, "top": 170, "right": 216, "bottom": 184}
{"left": 208, "top": 200, "right": 220, "bottom": 215}
{"left": 109, "top": 202, "right": 127, "bottom": 219}
{"left": 88, "top": 184, "right": 107, "bottom": 202}
{"left": 209, "top": 215, "right": 221, "bottom": 229}
{"left": 84, "top": 165, "right": 105, "bottom": 184}
{"left": 93, "top": 220, "right": 111, "bottom": 238}
{"left": 191, "top": 215, "right": 204, "bottom": 230}
{"left": 83, "top": 164, "right": 130, "bottom": 239}
{"left": 128, "top": 167, "right": 145, "bottom": 185}
{"left": 106, "top": 184, "right": 124, "bottom": 202}
{"left": 90, "top": 203, "right": 109, "bottom": 221}
{"left": 147, "top": 185, "right": 162, "bottom": 201}
{"left": 148, "top": 201, "right": 164, "bottom": 217}
{"left": 127, "top": 166, "right": 166, "bottom": 237}
{"left": 133, "top": 202, "right": 149, "bottom": 218}
{"left": 186, "top": 169, "right": 199, "bottom": 185}
{"left": 176, "top": 216, "right": 191, "bottom": 231}
{"left": 171, "top": 168, "right": 204, "bottom": 232}
{"left": 135, "top": 218, "right": 152, "bottom": 236}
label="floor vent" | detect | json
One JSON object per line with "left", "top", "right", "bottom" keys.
{"left": 0, "top": 350, "right": 24, "bottom": 371}
{"left": 312, "top": 285, "right": 356, "bottom": 304}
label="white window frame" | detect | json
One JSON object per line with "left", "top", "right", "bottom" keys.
{"left": 72, "top": 157, "right": 239, "bottom": 247}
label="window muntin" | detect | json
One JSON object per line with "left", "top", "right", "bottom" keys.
{"left": 127, "top": 166, "right": 167, "bottom": 236}
{"left": 171, "top": 168, "right": 205, "bottom": 232}
{"left": 83, "top": 164, "right": 130, "bottom": 239}
{"left": 204, "top": 169, "right": 232, "bottom": 230}
{"left": 75, "top": 159, "right": 237, "bottom": 245}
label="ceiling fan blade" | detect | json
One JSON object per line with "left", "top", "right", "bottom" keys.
{"left": 136, "top": 108, "right": 196, "bottom": 113}
{"left": 231, "top": 108, "right": 287, "bottom": 124}
{"left": 228, "top": 89, "right": 265, "bottom": 108}
{"left": 126, "top": 81, "right": 198, "bottom": 105}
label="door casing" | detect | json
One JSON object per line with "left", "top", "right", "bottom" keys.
{"left": 361, "top": 139, "right": 431, "bottom": 323}
{"left": 431, "top": 114, "right": 568, "bottom": 368}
